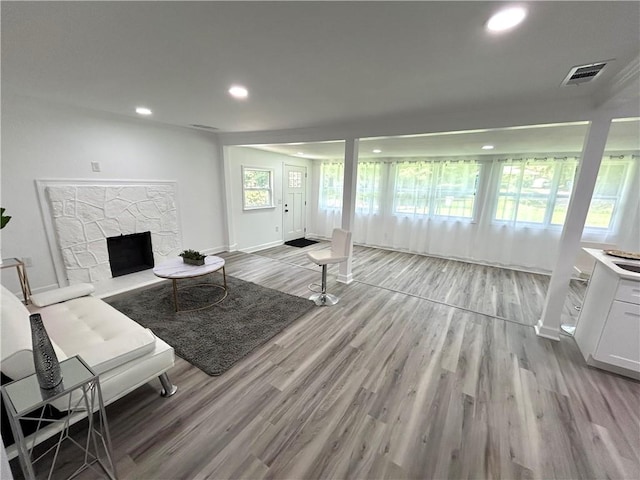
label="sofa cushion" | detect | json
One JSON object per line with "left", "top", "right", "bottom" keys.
{"left": 0, "top": 285, "right": 67, "bottom": 380}
{"left": 30, "top": 283, "right": 95, "bottom": 307}
{"left": 31, "top": 296, "right": 156, "bottom": 375}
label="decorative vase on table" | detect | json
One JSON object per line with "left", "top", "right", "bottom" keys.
{"left": 29, "top": 313, "right": 63, "bottom": 390}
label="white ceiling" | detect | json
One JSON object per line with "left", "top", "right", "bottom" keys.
{"left": 243, "top": 119, "right": 640, "bottom": 159}
{"left": 2, "top": 1, "right": 639, "bottom": 136}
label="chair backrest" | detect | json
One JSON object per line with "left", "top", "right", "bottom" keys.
{"left": 330, "top": 228, "right": 352, "bottom": 259}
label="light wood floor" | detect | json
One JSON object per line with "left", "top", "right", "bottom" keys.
{"left": 254, "top": 242, "right": 587, "bottom": 327}
{"left": 18, "top": 246, "right": 639, "bottom": 480}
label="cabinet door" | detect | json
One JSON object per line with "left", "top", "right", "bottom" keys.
{"left": 594, "top": 300, "right": 640, "bottom": 372}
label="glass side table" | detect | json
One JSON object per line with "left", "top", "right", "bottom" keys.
{"left": 1, "top": 356, "right": 117, "bottom": 480}
{"left": 0, "top": 257, "right": 32, "bottom": 304}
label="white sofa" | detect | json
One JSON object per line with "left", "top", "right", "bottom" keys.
{"left": 0, "top": 283, "right": 176, "bottom": 457}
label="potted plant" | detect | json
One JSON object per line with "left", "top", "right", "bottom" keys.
{"left": 179, "top": 249, "right": 207, "bottom": 266}
{"left": 1, "top": 208, "right": 11, "bottom": 229}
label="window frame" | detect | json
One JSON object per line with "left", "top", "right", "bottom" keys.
{"left": 391, "top": 160, "right": 481, "bottom": 221}
{"left": 584, "top": 158, "right": 632, "bottom": 231}
{"left": 242, "top": 166, "right": 275, "bottom": 211}
{"left": 318, "top": 162, "right": 345, "bottom": 210}
{"left": 356, "top": 161, "right": 384, "bottom": 215}
{"left": 492, "top": 158, "right": 579, "bottom": 228}
{"left": 492, "top": 156, "right": 634, "bottom": 232}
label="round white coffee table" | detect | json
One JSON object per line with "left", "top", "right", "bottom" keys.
{"left": 153, "top": 256, "right": 227, "bottom": 312}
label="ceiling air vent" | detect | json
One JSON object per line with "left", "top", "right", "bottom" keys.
{"left": 561, "top": 61, "right": 608, "bottom": 86}
{"left": 189, "top": 124, "right": 219, "bottom": 131}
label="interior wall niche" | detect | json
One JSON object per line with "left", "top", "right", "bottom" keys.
{"left": 39, "top": 180, "right": 180, "bottom": 285}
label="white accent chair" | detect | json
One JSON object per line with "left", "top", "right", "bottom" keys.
{"left": 306, "top": 228, "right": 352, "bottom": 306}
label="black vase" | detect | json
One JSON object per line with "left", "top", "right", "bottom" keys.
{"left": 29, "top": 313, "right": 63, "bottom": 390}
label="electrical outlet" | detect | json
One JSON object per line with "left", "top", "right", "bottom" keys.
{"left": 275, "top": 226, "right": 279, "bottom": 232}
{"left": 22, "top": 257, "right": 33, "bottom": 267}
{"left": 91, "top": 161, "right": 101, "bottom": 172}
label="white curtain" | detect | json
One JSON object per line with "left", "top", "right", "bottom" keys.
{"left": 311, "top": 154, "right": 638, "bottom": 273}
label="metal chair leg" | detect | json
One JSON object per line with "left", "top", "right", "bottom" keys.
{"left": 158, "top": 372, "right": 177, "bottom": 397}
{"left": 321, "top": 263, "right": 328, "bottom": 294}
{"left": 310, "top": 264, "right": 340, "bottom": 306}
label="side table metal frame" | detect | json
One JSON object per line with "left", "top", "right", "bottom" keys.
{"left": 1, "top": 356, "right": 117, "bottom": 480}
{"left": 0, "top": 257, "right": 32, "bottom": 304}
{"left": 170, "top": 265, "right": 228, "bottom": 312}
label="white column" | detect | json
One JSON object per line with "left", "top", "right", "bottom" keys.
{"left": 536, "top": 117, "right": 612, "bottom": 340}
{"left": 221, "top": 146, "right": 238, "bottom": 252}
{"left": 338, "top": 138, "right": 358, "bottom": 284}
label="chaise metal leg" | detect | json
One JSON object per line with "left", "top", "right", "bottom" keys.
{"left": 158, "top": 372, "right": 178, "bottom": 397}
{"left": 309, "top": 264, "right": 340, "bottom": 306}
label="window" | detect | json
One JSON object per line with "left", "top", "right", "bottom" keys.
{"left": 319, "top": 163, "right": 344, "bottom": 209}
{"left": 242, "top": 167, "right": 274, "bottom": 210}
{"left": 288, "top": 171, "right": 303, "bottom": 188}
{"left": 586, "top": 158, "right": 632, "bottom": 229}
{"left": 494, "top": 158, "right": 579, "bottom": 226}
{"left": 319, "top": 162, "right": 383, "bottom": 214}
{"left": 494, "top": 156, "right": 633, "bottom": 229}
{"left": 356, "top": 162, "right": 382, "bottom": 214}
{"left": 393, "top": 161, "right": 480, "bottom": 218}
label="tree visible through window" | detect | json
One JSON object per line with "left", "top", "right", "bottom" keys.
{"left": 242, "top": 167, "right": 274, "bottom": 209}
{"left": 495, "top": 159, "right": 579, "bottom": 225}
{"left": 393, "top": 161, "right": 479, "bottom": 218}
{"left": 319, "top": 163, "right": 344, "bottom": 209}
{"left": 586, "top": 159, "right": 631, "bottom": 229}
{"left": 494, "top": 157, "right": 633, "bottom": 229}
{"left": 356, "top": 162, "right": 382, "bottom": 214}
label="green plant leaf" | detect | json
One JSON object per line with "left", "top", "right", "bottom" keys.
{"left": 0, "top": 208, "right": 11, "bottom": 229}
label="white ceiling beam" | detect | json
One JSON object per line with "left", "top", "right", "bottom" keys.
{"left": 593, "top": 55, "right": 640, "bottom": 113}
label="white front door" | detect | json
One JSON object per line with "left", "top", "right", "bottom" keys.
{"left": 283, "top": 164, "right": 306, "bottom": 241}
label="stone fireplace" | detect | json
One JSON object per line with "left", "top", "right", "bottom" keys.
{"left": 38, "top": 180, "right": 181, "bottom": 285}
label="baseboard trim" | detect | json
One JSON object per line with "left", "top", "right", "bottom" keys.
{"left": 241, "top": 240, "right": 284, "bottom": 254}
{"left": 202, "top": 245, "right": 229, "bottom": 256}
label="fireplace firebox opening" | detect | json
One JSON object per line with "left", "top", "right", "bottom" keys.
{"left": 106, "top": 232, "right": 154, "bottom": 277}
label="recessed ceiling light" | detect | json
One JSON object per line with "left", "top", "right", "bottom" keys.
{"left": 229, "top": 85, "right": 249, "bottom": 99}
{"left": 486, "top": 6, "right": 527, "bottom": 33}
{"left": 482, "top": 145, "right": 495, "bottom": 150}
{"left": 296, "top": 152, "right": 305, "bottom": 156}
{"left": 135, "top": 106, "right": 152, "bottom": 115}
{"left": 373, "top": 149, "right": 382, "bottom": 153}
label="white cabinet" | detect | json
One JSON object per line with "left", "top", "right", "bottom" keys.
{"left": 574, "top": 251, "right": 640, "bottom": 377}
{"left": 594, "top": 299, "right": 640, "bottom": 371}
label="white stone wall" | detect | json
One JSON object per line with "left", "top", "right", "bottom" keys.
{"left": 45, "top": 183, "right": 180, "bottom": 284}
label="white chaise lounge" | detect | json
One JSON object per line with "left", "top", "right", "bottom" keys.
{"left": 0, "top": 283, "right": 176, "bottom": 458}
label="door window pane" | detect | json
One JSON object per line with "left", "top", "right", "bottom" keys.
{"left": 288, "top": 171, "right": 303, "bottom": 188}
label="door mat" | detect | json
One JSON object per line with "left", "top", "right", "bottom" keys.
{"left": 284, "top": 238, "right": 319, "bottom": 248}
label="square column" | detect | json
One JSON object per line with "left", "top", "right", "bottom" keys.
{"left": 536, "top": 117, "right": 612, "bottom": 340}
{"left": 338, "top": 138, "right": 358, "bottom": 284}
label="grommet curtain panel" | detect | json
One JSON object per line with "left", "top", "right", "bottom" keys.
{"left": 311, "top": 154, "right": 638, "bottom": 273}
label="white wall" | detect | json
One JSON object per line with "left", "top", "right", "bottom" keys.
{"left": 0, "top": 95, "right": 226, "bottom": 292}
{"left": 226, "top": 147, "right": 312, "bottom": 252}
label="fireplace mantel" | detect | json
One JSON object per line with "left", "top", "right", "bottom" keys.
{"left": 36, "top": 179, "right": 181, "bottom": 286}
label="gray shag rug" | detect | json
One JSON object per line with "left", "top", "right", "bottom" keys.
{"left": 106, "top": 275, "right": 315, "bottom": 376}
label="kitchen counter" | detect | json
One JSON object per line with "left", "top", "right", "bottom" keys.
{"left": 574, "top": 248, "right": 640, "bottom": 378}
{"left": 584, "top": 248, "right": 640, "bottom": 281}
